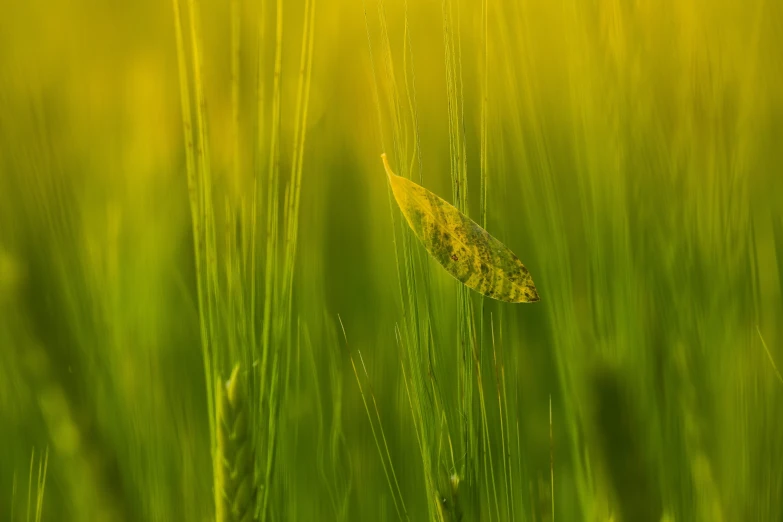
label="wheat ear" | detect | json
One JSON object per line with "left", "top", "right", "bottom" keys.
{"left": 216, "top": 364, "right": 257, "bottom": 522}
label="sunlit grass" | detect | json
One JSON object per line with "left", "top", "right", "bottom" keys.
{"left": 2, "top": 0, "right": 783, "bottom": 520}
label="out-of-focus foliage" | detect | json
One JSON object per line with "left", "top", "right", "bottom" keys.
{"left": 1, "top": 0, "right": 782, "bottom": 520}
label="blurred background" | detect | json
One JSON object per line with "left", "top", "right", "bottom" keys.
{"left": 1, "top": 0, "right": 782, "bottom": 520}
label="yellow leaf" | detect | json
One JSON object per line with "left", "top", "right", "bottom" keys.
{"left": 382, "top": 154, "right": 539, "bottom": 303}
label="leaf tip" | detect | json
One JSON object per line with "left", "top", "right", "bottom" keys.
{"left": 526, "top": 285, "right": 541, "bottom": 303}
{"left": 381, "top": 153, "right": 394, "bottom": 180}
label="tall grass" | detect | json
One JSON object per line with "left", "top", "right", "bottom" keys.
{"left": 171, "top": 0, "right": 316, "bottom": 518}
{"left": 8, "top": 448, "right": 49, "bottom": 522}
{"left": 2, "top": 0, "right": 783, "bottom": 520}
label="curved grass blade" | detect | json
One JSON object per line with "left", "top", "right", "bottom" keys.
{"left": 382, "top": 153, "right": 539, "bottom": 303}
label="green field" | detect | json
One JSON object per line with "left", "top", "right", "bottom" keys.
{"left": 2, "top": 0, "right": 783, "bottom": 520}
